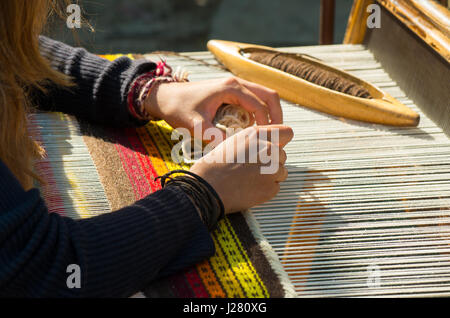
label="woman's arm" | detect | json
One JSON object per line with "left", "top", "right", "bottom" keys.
{"left": 0, "top": 124, "right": 293, "bottom": 297}
{"left": 0, "top": 159, "right": 214, "bottom": 297}
{"left": 35, "top": 37, "right": 285, "bottom": 132}
{"left": 32, "top": 36, "right": 155, "bottom": 127}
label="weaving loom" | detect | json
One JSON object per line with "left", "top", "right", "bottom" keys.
{"left": 33, "top": 0, "right": 450, "bottom": 297}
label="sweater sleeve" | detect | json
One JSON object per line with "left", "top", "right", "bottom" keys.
{"left": 33, "top": 36, "right": 156, "bottom": 127}
{"left": 0, "top": 159, "right": 215, "bottom": 297}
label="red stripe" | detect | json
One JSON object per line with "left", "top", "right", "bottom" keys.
{"left": 113, "top": 126, "right": 210, "bottom": 297}
{"left": 124, "top": 128, "right": 161, "bottom": 193}
{"left": 113, "top": 129, "right": 153, "bottom": 200}
{"left": 185, "top": 266, "right": 210, "bottom": 298}
{"left": 168, "top": 273, "right": 196, "bottom": 297}
{"left": 114, "top": 143, "right": 142, "bottom": 199}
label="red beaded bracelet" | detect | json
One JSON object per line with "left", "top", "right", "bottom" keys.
{"left": 127, "top": 71, "right": 156, "bottom": 120}
{"left": 135, "top": 76, "right": 176, "bottom": 121}
{"left": 127, "top": 60, "right": 189, "bottom": 121}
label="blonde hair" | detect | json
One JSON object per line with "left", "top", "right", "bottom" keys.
{"left": 0, "top": 0, "right": 72, "bottom": 190}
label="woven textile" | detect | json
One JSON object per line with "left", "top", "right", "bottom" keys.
{"left": 32, "top": 54, "right": 295, "bottom": 298}
{"left": 32, "top": 48, "right": 450, "bottom": 297}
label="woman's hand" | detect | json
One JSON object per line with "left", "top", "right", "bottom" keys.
{"left": 144, "top": 77, "right": 283, "bottom": 140}
{"left": 190, "top": 125, "right": 293, "bottom": 214}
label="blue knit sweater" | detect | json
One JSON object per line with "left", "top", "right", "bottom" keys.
{"left": 0, "top": 37, "right": 215, "bottom": 297}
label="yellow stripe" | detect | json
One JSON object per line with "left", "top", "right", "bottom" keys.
{"left": 103, "top": 53, "right": 269, "bottom": 297}
{"left": 136, "top": 122, "right": 228, "bottom": 297}
{"left": 148, "top": 120, "right": 268, "bottom": 297}
{"left": 215, "top": 220, "right": 269, "bottom": 297}
{"left": 143, "top": 122, "right": 247, "bottom": 297}
{"left": 209, "top": 227, "right": 246, "bottom": 297}
{"left": 136, "top": 126, "right": 171, "bottom": 176}
{"left": 100, "top": 54, "right": 135, "bottom": 61}
{"left": 65, "top": 170, "right": 91, "bottom": 219}
{"left": 145, "top": 123, "right": 189, "bottom": 171}
{"left": 60, "top": 114, "right": 91, "bottom": 219}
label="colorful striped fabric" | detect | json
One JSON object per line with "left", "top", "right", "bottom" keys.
{"left": 31, "top": 54, "right": 296, "bottom": 298}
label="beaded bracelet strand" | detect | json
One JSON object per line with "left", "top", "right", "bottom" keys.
{"left": 127, "top": 71, "right": 155, "bottom": 120}
{"left": 127, "top": 60, "right": 189, "bottom": 121}
{"left": 135, "top": 76, "right": 176, "bottom": 120}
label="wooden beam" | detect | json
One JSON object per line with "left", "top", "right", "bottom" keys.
{"left": 319, "top": 0, "right": 336, "bottom": 45}
{"left": 410, "top": 0, "right": 450, "bottom": 37}
{"left": 378, "top": 0, "right": 450, "bottom": 62}
{"left": 344, "top": 0, "right": 450, "bottom": 60}
{"left": 343, "top": 0, "right": 374, "bottom": 44}
{"left": 438, "top": 0, "right": 448, "bottom": 9}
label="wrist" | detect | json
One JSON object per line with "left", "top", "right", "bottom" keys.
{"left": 156, "top": 170, "right": 225, "bottom": 231}
{"left": 128, "top": 59, "right": 183, "bottom": 122}
{"left": 143, "top": 80, "right": 168, "bottom": 120}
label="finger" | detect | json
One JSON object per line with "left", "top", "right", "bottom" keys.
{"left": 256, "top": 125, "right": 294, "bottom": 148}
{"left": 236, "top": 78, "right": 283, "bottom": 124}
{"left": 275, "top": 166, "right": 288, "bottom": 183}
{"left": 222, "top": 81, "right": 270, "bottom": 125}
{"left": 260, "top": 143, "right": 286, "bottom": 165}
{"left": 269, "top": 182, "right": 281, "bottom": 199}
{"left": 202, "top": 120, "right": 227, "bottom": 143}
{"left": 279, "top": 149, "right": 287, "bottom": 165}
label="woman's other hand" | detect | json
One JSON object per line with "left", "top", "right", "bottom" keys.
{"left": 190, "top": 125, "right": 293, "bottom": 214}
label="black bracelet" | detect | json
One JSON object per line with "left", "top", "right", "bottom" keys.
{"left": 155, "top": 170, "right": 225, "bottom": 230}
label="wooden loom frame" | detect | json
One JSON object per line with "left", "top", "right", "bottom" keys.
{"left": 344, "top": 0, "right": 450, "bottom": 63}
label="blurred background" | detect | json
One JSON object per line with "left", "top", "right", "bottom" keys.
{"left": 47, "top": 0, "right": 354, "bottom": 54}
